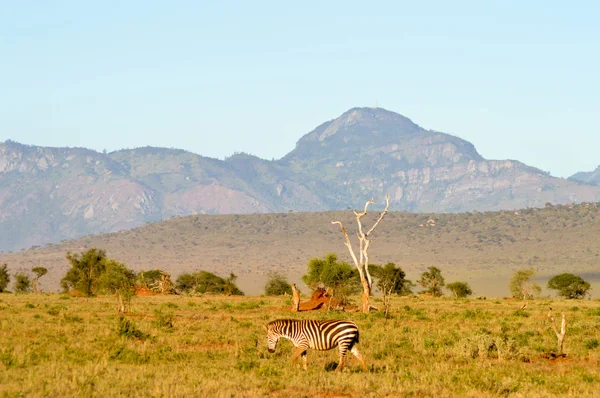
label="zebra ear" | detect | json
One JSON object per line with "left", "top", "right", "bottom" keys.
{"left": 263, "top": 324, "right": 268, "bottom": 332}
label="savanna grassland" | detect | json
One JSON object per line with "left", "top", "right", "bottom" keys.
{"left": 1, "top": 293, "right": 600, "bottom": 397}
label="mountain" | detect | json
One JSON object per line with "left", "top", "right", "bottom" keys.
{"left": 2, "top": 107, "right": 600, "bottom": 252}
{"left": 278, "top": 108, "right": 600, "bottom": 212}
{"left": 570, "top": 165, "right": 600, "bottom": 185}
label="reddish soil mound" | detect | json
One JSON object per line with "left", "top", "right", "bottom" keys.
{"left": 300, "top": 288, "right": 330, "bottom": 311}
{"left": 135, "top": 287, "right": 156, "bottom": 296}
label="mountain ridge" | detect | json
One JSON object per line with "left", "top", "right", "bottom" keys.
{"left": 2, "top": 107, "right": 600, "bottom": 252}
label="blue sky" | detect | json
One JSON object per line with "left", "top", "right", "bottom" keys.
{"left": 1, "top": 1, "right": 598, "bottom": 177}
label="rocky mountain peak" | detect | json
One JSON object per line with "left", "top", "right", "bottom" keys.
{"left": 314, "top": 107, "right": 420, "bottom": 142}
{"left": 281, "top": 107, "right": 483, "bottom": 171}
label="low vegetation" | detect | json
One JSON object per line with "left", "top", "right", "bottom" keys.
{"left": 1, "top": 293, "right": 599, "bottom": 396}
{"left": 264, "top": 272, "right": 293, "bottom": 296}
{"left": 302, "top": 254, "right": 360, "bottom": 306}
{"left": 0, "top": 264, "right": 9, "bottom": 292}
{"left": 446, "top": 281, "right": 473, "bottom": 298}
{"left": 176, "top": 270, "right": 243, "bottom": 295}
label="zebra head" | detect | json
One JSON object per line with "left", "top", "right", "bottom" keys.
{"left": 264, "top": 322, "right": 281, "bottom": 353}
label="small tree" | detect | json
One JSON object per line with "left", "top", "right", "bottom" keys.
{"left": 0, "top": 264, "right": 9, "bottom": 293}
{"left": 97, "top": 259, "right": 136, "bottom": 313}
{"left": 547, "top": 273, "right": 591, "bottom": 299}
{"left": 264, "top": 272, "right": 293, "bottom": 296}
{"left": 509, "top": 268, "right": 541, "bottom": 299}
{"left": 446, "top": 281, "right": 473, "bottom": 298}
{"left": 371, "top": 263, "right": 413, "bottom": 317}
{"left": 418, "top": 266, "right": 445, "bottom": 297}
{"left": 14, "top": 272, "right": 32, "bottom": 293}
{"left": 32, "top": 266, "right": 48, "bottom": 293}
{"left": 303, "top": 254, "right": 360, "bottom": 307}
{"left": 61, "top": 249, "right": 107, "bottom": 296}
{"left": 224, "top": 273, "right": 240, "bottom": 296}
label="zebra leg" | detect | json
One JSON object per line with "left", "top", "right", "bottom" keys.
{"left": 336, "top": 345, "right": 348, "bottom": 371}
{"left": 301, "top": 352, "right": 308, "bottom": 371}
{"left": 291, "top": 347, "right": 307, "bottom": 368}
{"left": 350, "top": 346, "right": 367, "bottom": 371}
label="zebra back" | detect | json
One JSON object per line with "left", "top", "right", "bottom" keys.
{"left": 266, "top": 319, "right": 359, "bottom": 350}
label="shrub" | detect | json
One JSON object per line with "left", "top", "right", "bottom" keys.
{"left": 176, "top": 271, "right": 244, "bottom": 295}
{"left": 585, "top": 339, "right": 600, "bottom": 350}
{"left": 14, "top": 273, "right": 32, "bottom": 293}
{"left": 302, "top": 254, "right": 360, "bottom": 305}
{"left": 264, "top": 272, "right": 292, "bottom": 295}
{"left": 116, "top": 317, "right": 149, "bottom": 340}
{"left": 447, "top": 281, "right": 473, "bottom": 298}
{"left": 0, "top": 264, "right": 10, "bottom": 292}
{"left": 153, "top": 308, "right": 174, "bottom": 330}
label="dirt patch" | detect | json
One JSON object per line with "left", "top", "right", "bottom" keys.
{"left": 135, "top": 287, "right": 156, "bottom": 296}
{"left": 280, "top": 289, "right": 359, "bottom": 312}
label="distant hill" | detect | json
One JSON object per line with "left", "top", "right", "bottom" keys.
{"left": 1, "top": 202, "right": 599, "bottom": 298}
{"left": 2, "top": 107, "right": 600, "bottom": 251}
{"left": 570, "top": 165, "right": 600, "bottom": 185}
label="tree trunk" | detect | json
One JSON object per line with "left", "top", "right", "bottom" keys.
{"left": 332, "top": 196, "right": 390, "bottom": 315}
{"left": 548, "top": 310, "right": 567, "bottom": 354}
{"left": 361, "top": 280, "right": 371, "bottom": 313}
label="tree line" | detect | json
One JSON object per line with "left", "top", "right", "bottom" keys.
{"left": 0, "top": 249, "right": 592, "bottom": 313}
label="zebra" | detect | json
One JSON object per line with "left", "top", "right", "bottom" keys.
{"left": 264, "top": 319, "right": 367, "bottom": 371}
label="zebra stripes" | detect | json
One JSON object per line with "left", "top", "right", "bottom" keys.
{"left": 265, "top": 319, "right": 367, "bottom": 371}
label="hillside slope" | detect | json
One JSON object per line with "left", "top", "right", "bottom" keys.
{"left": 2, "top": 202, "right": 599, "bottom": 297}
{"left": 570, "top": 165, "right": 600, "bottom": 185}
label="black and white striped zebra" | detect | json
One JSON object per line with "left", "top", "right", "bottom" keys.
{"left": 265, "top": 319, "right": 367, "bottom": 371}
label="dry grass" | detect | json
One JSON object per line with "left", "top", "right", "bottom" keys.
{"left": 1, "top": 293, "right": 599, "bottom": 397}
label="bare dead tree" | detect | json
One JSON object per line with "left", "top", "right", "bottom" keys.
{"left": 332, "top": 195, "right": 391, "bottom": 313}
{"left": 150, "top": 271, "right": 175, "bottom": 294}
{"left": 291, "top": 283, "right": 301, "bottom": 312}
{"left": 547, "top": 309, "right": 567, "bottom": 355}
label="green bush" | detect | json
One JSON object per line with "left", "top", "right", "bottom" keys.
{"left": 264, "top": 272, "right": 292, "bottom": 296}
{"left": 302, "top": 254, "right": 360, "bottom": 304}
{"left": 176, "top": 271, "right": 244, "bottom": 295}
{"left": 116, "top": 316, "right": 149, "bottom": 340}
{"left": 446, "top": 281, "right": 473, "bottom": 298}
{"left": 14, "top": 272, "right": 32, "bottom": 293}
{"left": 585, "top": 338, "right": 600, "bottom": 350}
{"left": 153, "top": 308, "right": 174, "bottom": 330}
